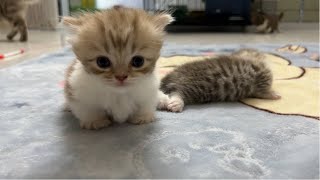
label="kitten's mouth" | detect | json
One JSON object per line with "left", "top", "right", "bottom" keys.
{"left": 115, "top": 81, "right": 128, "bottom": 87}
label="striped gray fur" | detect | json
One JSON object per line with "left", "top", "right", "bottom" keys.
{"left": 160, "top": 50, "right": 274, "bottom": 105}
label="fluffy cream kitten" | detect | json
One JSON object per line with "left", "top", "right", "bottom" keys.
{"left": 63, "top": 6, "right": 172, "bottom": 130}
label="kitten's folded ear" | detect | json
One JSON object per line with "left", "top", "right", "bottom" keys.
{"left": 63, "top": 16, "right": 83, "bottom": 44}
{"left": 63, "top": 16, "right": 82, "bottom": 32}
{"left": 152, "top": 13, "right": 174, "bottom": 31}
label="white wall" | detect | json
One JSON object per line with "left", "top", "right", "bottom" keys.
{"left": 96, "top": 0, "right": 143, "bottom": 9}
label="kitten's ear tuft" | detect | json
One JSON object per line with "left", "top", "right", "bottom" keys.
{"left": 63, "top": 16, "right": 82, "bottom": 44}
{"left": 153, "top": 13, "right": 174, "bottom": 30}
{"left": 63, "top": 16, "right": 82, "bottom": 32}
{"left": 63, "top": 16, "right": 82, "bottom": 26}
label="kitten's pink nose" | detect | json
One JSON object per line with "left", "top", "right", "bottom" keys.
{"left": 115, "top": 75, "right": 128, "bottom": 82}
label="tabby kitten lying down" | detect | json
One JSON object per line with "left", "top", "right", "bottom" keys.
{"left": 63, "top": 7, "right": 173, "bottom": 129}
{"left": 159, "top": 49, "right": 281, "bottom": 112}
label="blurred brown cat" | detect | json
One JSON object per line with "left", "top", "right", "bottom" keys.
{"left": 0, "top": 0, "right": 38, "bottom": 41}
{"left": 251, "top": 11, "right": 284, "bottom": 33}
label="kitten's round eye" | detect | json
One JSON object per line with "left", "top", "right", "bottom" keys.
{"left": 131, "top": 56, "right": 144, "bottom": 68}
{"left": 96, "top": 56, "right": 111, "bottom": 68}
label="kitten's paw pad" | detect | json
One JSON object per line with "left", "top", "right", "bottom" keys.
{"left": 157, "top": 94, "right": 170, "bottom": 110}
{"left": 19, "top": 37, "right": 27, "bottom": 42}
{"left": 168, "top": 98, "right": 184, "bottom": 112}
{"left": 80, "top": 119, "right": 111, "bottom": 130}
{"left": 129, "top": 113, "right": 154, "bottom": 125}
{"left": 262, "top": 91, "right": 281, "bottom": 100}
{"left": 7, "top": 36, "right": 14, "bottom": 41}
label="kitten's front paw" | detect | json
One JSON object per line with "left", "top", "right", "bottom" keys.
{"left": 128, "top": 112, "right": 155, "bottom": 125}
{"left": 80, "top": 119, "right": 111, "bottom": 130}
{"left": 157, "top": 93, "right": 170, "bottom": 110}
{"left": 168, "top": 97, "right": 184, "bottom": 112}
{"left": 7, "top": 34, "right": 14, "bottom": 41}
{"left": 19, "top": 34, "right": 28, "bottom": 42}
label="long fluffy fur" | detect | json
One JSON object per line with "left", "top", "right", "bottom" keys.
{"left": 63, "top": 6, "right": 173, "bottom": 129}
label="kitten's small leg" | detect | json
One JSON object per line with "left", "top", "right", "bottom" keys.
{"left": 157, "top": 90, "right": 170, "bottom": 110}
{"left": 167, "top": 93, "right": 185, "bottom": 112}
{"left": 7, "top": 28, "right": 18, "bottom": 41}
{"left": 253, "top": 90, "right": 281, "bottom": 100}
{"left": 70, "top": 103, "right": 111, "bottom": 130}
{"left": 128, "top": 107, "right": 155, "bottom": 125}
{"left": 11, "top": 16, "right": 28, "bottom": 42}
{"left": 18, "top": 18, "right": 28, "bottom": 42}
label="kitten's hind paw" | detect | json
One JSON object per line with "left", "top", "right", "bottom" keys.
{"left": 254, "top": 90, "right": 281, "bottom": 100}
{"left": 167, "top": 95, "right": 184, "bottom": 112}
{"left": 7, "top": 31, "right": 17, "bottom": 41}
{"left": 19, "top": 36, "right": 28, "bottom": 42}
{"left": 7, "top": 34, "right": 16, "bottom": 41}
{"left": 267, "top": 91, "right": 281, "bottom": 100}
{"left": 80, "top": 119, "right": 112, "bottom": 130}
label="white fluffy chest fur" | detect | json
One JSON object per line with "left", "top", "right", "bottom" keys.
{"left": 67, "top": 61, "right": 159, "bottom": 123}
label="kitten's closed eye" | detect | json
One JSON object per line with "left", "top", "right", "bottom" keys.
{"left": 131, "top": 56, "right": 144, "bottom": 68}
{"left": 96, "top": 56, "right": 111, "bottom": 69}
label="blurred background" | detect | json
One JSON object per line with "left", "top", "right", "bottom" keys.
{"left": 24, "top": 0, "right": 319, "bottom": 30}
{"left": 0, "top": 0, "right": 318, "bottom": 68}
